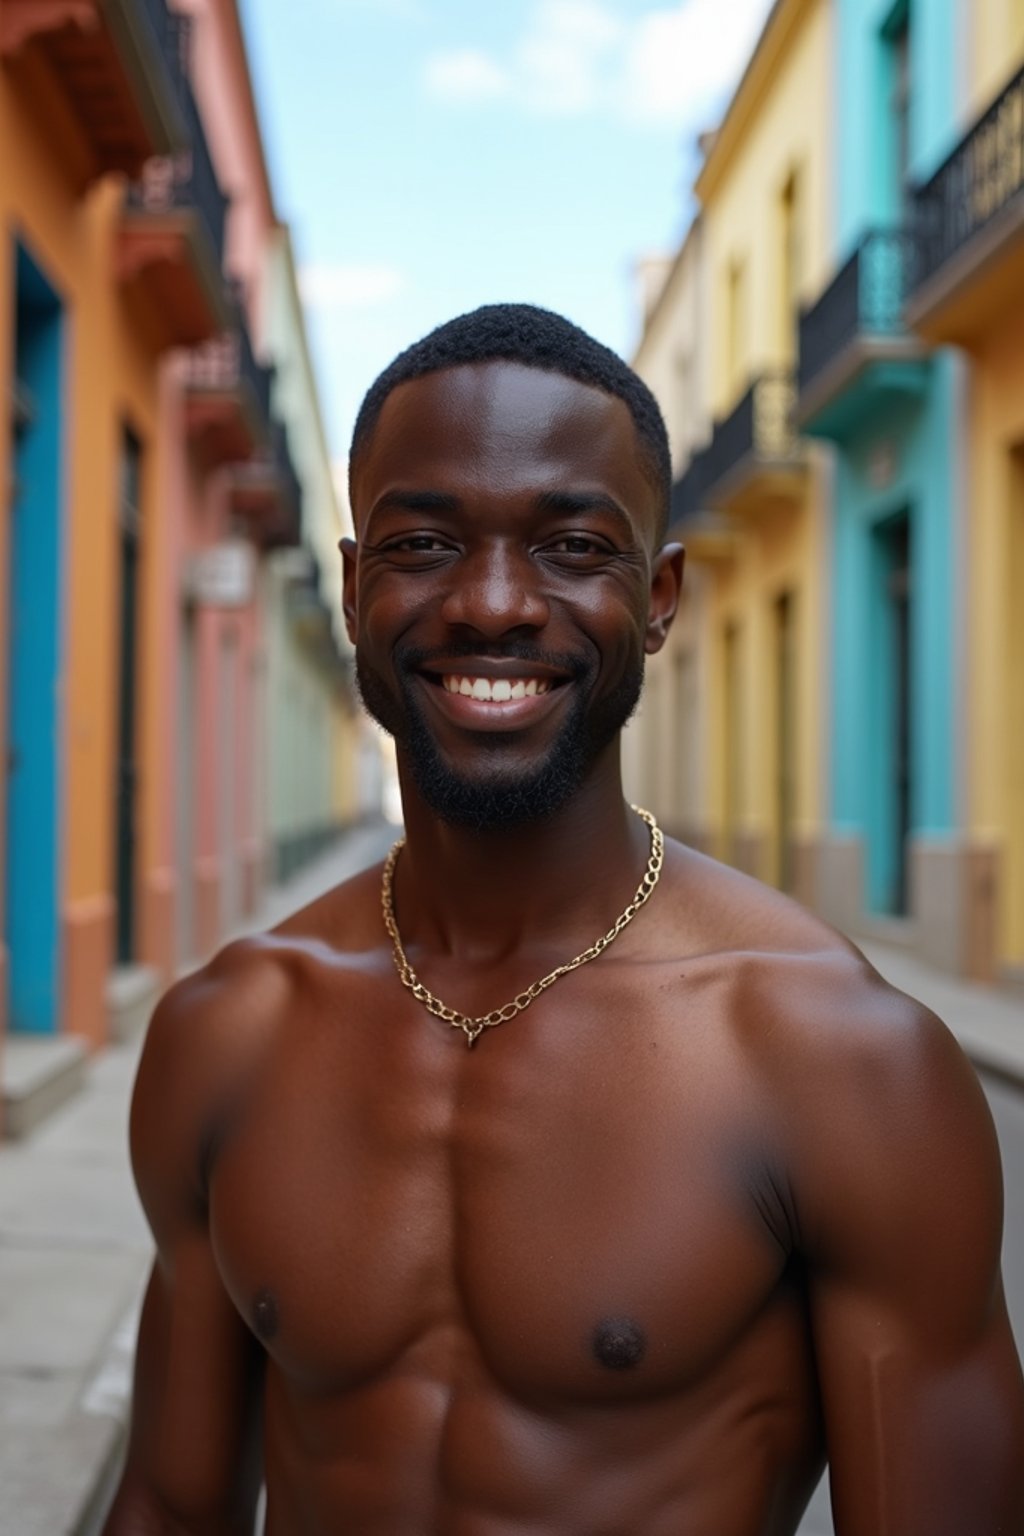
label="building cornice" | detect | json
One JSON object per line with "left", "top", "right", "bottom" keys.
{"left": 694, "top": 0, "right": 817, "bottom": 207}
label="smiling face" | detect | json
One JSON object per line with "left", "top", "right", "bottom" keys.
{"left": 344, "top": 361, "right": 682, "bottom": 830}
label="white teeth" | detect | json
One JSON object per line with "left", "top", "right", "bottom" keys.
{"left": 440, "top": 674, "right": 554, "bottom": 701}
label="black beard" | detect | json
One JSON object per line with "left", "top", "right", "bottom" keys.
{"left": 355, "top": 642, "right": 644, "bottom": 832}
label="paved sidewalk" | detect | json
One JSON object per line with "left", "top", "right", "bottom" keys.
{"left": 0, "top": 819, "right": 397, "bottom": 1536}
{"left": 0, "top": 825, "right": 1020, "bottom": 1535}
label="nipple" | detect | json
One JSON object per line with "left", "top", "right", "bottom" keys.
{"left": 592, "top": 1316, "right": 646, "bottom": 1371}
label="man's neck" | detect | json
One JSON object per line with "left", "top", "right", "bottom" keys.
{"left": 390, "top": 750, "right": 652, "bottom": 961}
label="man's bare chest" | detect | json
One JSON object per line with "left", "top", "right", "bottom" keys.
{"left": 206, "top": 958, "right": 804, "bottom": 1408}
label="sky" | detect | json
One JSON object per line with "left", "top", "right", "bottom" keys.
{"left": 241, "top": 0, "right": 777, "bottom": 479}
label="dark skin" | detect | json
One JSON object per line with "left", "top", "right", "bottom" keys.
{"left": 105, "top": 361, "right": 1024, "bottom": 1535}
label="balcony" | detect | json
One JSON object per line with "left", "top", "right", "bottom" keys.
{"left": 696, "top": 371, "right": 805, "bottom": 517}
{"left": 1, "top": 0, "right": 189, "bottom": 180}
{"left": 118, "top": 72, "right": 230, "bottom": 346}
{"left": 668, "top": 447, "right": 738, "bottom": 563}
{"left": 797, "top": 230, "right": 928, "bottom": 440}
{"left": 907, "top": 59, "right": 1024, "bottom": 346}
{"left": 230, "top": 420, "right": 303, "bottom": 550}
{"left": 184, "top": 303, "right": 274, "bottom": 468}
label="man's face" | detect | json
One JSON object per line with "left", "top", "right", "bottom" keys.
{"left": 344, "top": 361, "right": 681, "bottom": 830}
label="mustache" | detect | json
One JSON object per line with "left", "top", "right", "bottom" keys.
{"left": 395, "top": 641, "right": 591, "bottom": 680}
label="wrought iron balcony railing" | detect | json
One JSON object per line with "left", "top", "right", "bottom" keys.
{"left": 913, "top": 56, "right": 1024, "bottom": 294}
{"left": 670, "top": 445, "right": 712, "bottom": 524}
{"left": 702, "top": 371, "right": 800, "bottom": 498}
{"left": 798, "top": 229, "right": 915, "bottom": 397}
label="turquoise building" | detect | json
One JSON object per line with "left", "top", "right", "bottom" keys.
{"left": 796, "top": 0, "right": 966, "bottom": 969}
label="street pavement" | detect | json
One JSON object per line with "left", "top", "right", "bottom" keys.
{"left": 0, "top": 824, "right": 1022, "bottom": 1535}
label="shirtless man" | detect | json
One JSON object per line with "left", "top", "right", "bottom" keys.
{"left": 104, "top": 304, "right": 1024, "bottom": 1535}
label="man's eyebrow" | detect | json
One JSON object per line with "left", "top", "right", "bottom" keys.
{"left": 534, "top": 490, "right": 636, "bottom": 536}
{"left": 368, "top": 489, "right": 462, "bottom": 518}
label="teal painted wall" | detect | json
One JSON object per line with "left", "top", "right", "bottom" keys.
{"left": 836, "top": 0, "right": 959, "bottom": 254}
{"left": 830, "top": 0, "right": 959, "bottom": 912}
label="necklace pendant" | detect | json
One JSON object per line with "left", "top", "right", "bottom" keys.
{"left": 464, "top": 1022, "right": 483, "bottom": 1048}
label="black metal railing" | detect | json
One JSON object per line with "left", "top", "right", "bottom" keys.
{"left": 124, "top": 70, "right": 228, "bottom": 273}
{"left": 670, "top": 445, "right": 712, "bottom": 522}
{"left": 798, "top": 229, "right": 915, "bottom": 395}
{"left": 700, "top": 371, "right": 799, "bottom": 495}
{"left": 913, "top": 56, "right": 1024, "bottom": 293}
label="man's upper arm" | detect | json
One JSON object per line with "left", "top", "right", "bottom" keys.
{"left": 103, "top": 943, "right": 285, "bottom": 1536}
{"left": 794, "top": 980, "right": 1024, "bottom": 1535}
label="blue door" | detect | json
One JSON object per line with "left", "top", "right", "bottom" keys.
{"left": 6, "top": 244, "right": 64, "bottom": 1032}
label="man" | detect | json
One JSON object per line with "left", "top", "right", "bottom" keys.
{"left": 105, "top": 304, "right": 1024, "bottom": 1535}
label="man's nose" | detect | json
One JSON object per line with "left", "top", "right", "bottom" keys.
{"left": 440, "top": 546, "right": 550, "bottom": 636}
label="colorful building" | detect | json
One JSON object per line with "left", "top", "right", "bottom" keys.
{"left": 901, "top": 0, "right": 1024, "bottom": 981}
{"left": 262, "top": 224, "right": 364, "bottom": 880}
{"left": 1, "top": 0, "right": 370, "bottom": 1136}
{"left": 0, "top": 0, "right": 198, "bottom": 1054}
{"left": 624, "top": 222, "right": 712, "bottom": 839}
{"left": 630, "top": 0, "right": 834, "bottom": 914}
{"left": 798, "top": 0, "right": 966, "bottom": 971}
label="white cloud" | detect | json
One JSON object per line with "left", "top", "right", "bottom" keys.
{"left": 299, "top": 263, "right": 406, "bottom": 310}
{"left": 421, "top": 0, "right": 775, "bottom": 128}
{"left": 516, "top": 0, "right": 624, "bottom": 115}
{"left": 617, "top": 0, "right": 775, "bottom": 126}
{"left": 423, "top": 47, "right": 511, "bottom": 104}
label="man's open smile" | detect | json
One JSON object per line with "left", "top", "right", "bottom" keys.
{"left": 415, "top": 660, "right": 573, "bottom": 732}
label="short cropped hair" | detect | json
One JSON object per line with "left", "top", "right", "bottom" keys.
{"left": 349, "top": 303, "right": 671, "bottom": 538}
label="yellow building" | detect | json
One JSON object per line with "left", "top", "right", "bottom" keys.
{"left": 904, "top": 0, "right": 1024, "bottom": 978}
{"left": 626, "top": 223, "right": 712, "bottom": 843}
{"left": 631, "top": 0, "right": 833, "bottom": 908}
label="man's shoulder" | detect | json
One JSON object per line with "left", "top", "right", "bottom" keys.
{"left": 132, "top": 864, "right": 388, "bottom": 1175}
{"left": 661, "top": 838, "right": 956, "bottom": 1087}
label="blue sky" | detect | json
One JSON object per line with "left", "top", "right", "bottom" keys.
{"left": 241, "top": 0, "right": 776, "bottom": 477}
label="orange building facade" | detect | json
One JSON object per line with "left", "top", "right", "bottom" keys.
{"left": 0, "top": 0, "right": 304, "bottom": 1109}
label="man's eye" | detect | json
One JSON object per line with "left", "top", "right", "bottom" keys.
{"left": 544, "top": 535, "right": 608, "bottom": 557}
{"left": 387, "top": 535, "right": 450, "bottom": 553}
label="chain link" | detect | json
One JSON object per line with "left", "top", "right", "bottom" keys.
{"left": 381, "top": 807, "right": 664, "bottom": 1047}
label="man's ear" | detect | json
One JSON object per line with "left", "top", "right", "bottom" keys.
{"left": 340, "top": 537, "right": 358, "bottom": 645}
{"left": 645, "top": 542, "right": 684, "bottom": 655}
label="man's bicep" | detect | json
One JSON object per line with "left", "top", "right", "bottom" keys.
{"left": 105, "top": 1243, "right": 263, "bottom": 1536}
{"left": 800, "top": 1002, "right": 1024, "bottom": 1534}
{"left": 104, "top": 963, "right": 268, "bottom": 1534}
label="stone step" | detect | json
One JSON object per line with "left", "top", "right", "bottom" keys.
{"left": 2, "top": 1035, "right": 88, "bottom": 1140}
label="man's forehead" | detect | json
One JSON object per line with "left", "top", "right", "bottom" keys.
{"left": 381, "top": 359, "right": 629, "bottom": 433}
{"left": 355, "top": 361, "right": 650, "bottom": 501}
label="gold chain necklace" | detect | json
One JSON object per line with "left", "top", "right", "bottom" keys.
{"left": 380, "top": 806, "right": 664, "bottom": 1048}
